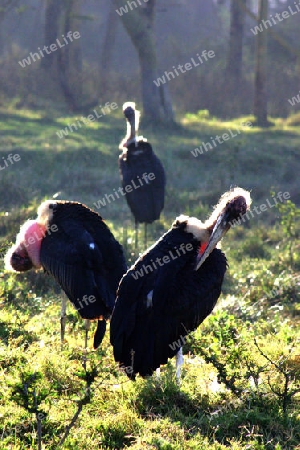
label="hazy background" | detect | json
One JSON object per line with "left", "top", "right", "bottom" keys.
{"left": 0, "top": 0, "right": 299, "bottom": 120}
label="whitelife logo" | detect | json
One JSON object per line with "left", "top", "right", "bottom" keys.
{"left": 18, "top": 31, "right": 81, "bottom": 68}
{"left": 250, "top": 1, "right": 300, "bottom": 35}
{"left": 191, "top": 121, "right": 253, "bottom": 157}
{"left": 229, "top": 191, "right": 291, "bottom": 228}
{"left": 73, "top": 295, "right": 97, "bottom": 313}
{"left": 93, "top": 172, "right": 155, "bottom": 210}
{"left": 23, "top": 224, "right": 58, "bottom": 249}
{"left": 115, "top": 0, "right": 149, "bottom": 17}
{"left": 288, "top": 90, "right": 300, "bottom": 106}
{"left": 153, "top": 50, "right": 215, "bottom": 87}
{"left": 56, "top": 102, "right": 118, "bottom": 139}
{"left": 0, "top": 153, "right": 21, "bottom": 170}
{"left": 131, "top": 243, "right": 193, "bottom": 280}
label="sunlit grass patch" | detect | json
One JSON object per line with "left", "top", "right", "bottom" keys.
{"left": 0, "top": 107, "right": 299, "bottom": 449}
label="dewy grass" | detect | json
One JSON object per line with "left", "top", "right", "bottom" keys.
{"left": 0, "top": 107, "right": 299, "bottom": 449}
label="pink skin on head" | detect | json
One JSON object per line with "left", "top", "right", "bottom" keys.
{"left": 23, "top": 221, "right": 46, "bottom": 267}
{"left": 5, "top": 220, "right": 47, "bottom": 271}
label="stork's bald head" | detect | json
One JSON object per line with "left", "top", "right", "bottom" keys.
{"left": 4, "top": 201, "right": 55, "bottom": 272}
{"left": 195, "top": 188, "right": 251, "bottom": 270}
{"left": 123, "top": 102, "right": 136, "bottom": 123}
{"left": 120, "top": 102, "right": 144, "bottom": 149}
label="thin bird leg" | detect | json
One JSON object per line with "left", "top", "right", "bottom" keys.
{"left": 83, "top": 319, "right": 90, "bottom": 371}
{"left": 123, "top": 221, "right": 128, "bottom": 254}
{"left": 135, "top": 219, "right": 138, "bottom": 252}
{"left": 176, "top": 347, "right": 184, "bottom": 385}
{"left": 84, "top": 319, "right": 90, "bottom": 350}
{"left": 60, "top": 295, "right": 67, "bottom": 350}
{"left": 144, "top": 223, "right": 147, "bottom": 249}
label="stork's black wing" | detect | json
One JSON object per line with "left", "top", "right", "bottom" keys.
{"left": 119, "top": 142, "right": 166, "bottom": 223}
{"left": 40, "top": 223, "right": 111, "bottom": 319}
{"left": 40, "top": 202, "right": 127, "bottom": 347}
{"left": 110, "top": 222, "right": 227, "bottom": 378}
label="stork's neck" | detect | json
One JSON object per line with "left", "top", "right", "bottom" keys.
{"left": 126, "top": 136, "right": 137, "bottom": 147}
{"left": 127, "top": 117, "right": 135, "bottom": 140}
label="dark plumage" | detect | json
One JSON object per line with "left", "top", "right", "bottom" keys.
{"left": 110, "top": 188, "right": 251, "bottom": 379}
{"left": 119, "top": 102, "right": 166, "bottom": 230}
{"left": 5, "top": 200, "right": 127, "bottom": 348}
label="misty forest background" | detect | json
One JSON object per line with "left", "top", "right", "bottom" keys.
{"left": 0, "top": 1, "right": 299, "bottom": 449}
{"left": 0, "top": 0, "right": 300, "bottom": 122}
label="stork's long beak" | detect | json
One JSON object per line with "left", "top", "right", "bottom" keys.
{"left": 195, "top": 210, "right": 230, "bottom": 271}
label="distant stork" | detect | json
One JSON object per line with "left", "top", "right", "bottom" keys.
{"left": 5, "top": 200, "right": 127, "bottom": 349}
{"left": 110, "top": 187, "right": 251, "bottom": 381}
{"left": 119, "top": 102, "right": 166, "bottom": 249}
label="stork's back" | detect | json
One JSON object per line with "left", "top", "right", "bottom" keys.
{"left": 119, "top": 141, "right": 166, "bottom": 224}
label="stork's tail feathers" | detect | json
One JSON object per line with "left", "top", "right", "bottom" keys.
{"left": 93, "top": 319, "right": 107, "bottom": 349}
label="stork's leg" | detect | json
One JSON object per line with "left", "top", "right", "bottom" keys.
{"left": 84, "top": 319, "right": 90, "bottom": 351}
{"left": 83, "top": 319, "right": 90, "bottom": 371}
{"left": 144, "top": 223, "right": 147, "bottom": 249}
{"left": 176, "top": 347, "right": 184, "bottom": 385}
{"left": 123, "top": 221, "right": 128, "bottom": 254}
{"left": 135, "top": 219, "right": 138, "bottom": 251}
{"left": 60, "top": 296, "right": 67, "bottom": 350}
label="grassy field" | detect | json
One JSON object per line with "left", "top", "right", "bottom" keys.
{"left": 0, "top": 106, "right": 299, "bottom": 449}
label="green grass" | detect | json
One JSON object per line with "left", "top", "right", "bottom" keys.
{"left": 0, "top": 107, "right": 299, "bottom": 449}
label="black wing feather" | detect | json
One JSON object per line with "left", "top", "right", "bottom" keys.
{"left": 40, "top": 221, "right": 113, "bottom": 319}
{"left": 40, "top": 202, "right": 127, "bottom": 348}
{"left": 119, "top": 142, "right": 166, "bottom": 224}
{"left": 110, "top": 224, "right": 227, "bottom": 378}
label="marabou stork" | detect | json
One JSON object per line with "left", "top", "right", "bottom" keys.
{"left": 119, "top": 102, "right": 166, "bottom": 249}
{"left": 110, "top": 187, "right": 251, "bottom": 380}
{"left": 5, "top": 200, "right": 127, "bottom": 349}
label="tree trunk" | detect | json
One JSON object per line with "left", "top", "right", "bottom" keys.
{"left": 227, "top": 0, "right": 246, "bottom": 89}
{"left": 100, "top": 3, "right": 119, "bottom": 77}
{"left": 113, "top": 0, "right": 175, "bottom": 124}
{"left": 57, "top": 0, "right": 83, "bottom": 110}
{"left": 43, "top": 0, "right": 94, "bottom": 111}
{"left": 254, "top": 0, "right": 270, "bottom": 126}
{"left": 42, "top": 0, "right": 63, "bottom": 69}
{"left": 0, "top": 1, "right": 20, "bottom": 53}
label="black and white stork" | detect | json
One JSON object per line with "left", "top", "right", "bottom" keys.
{"left": 119, "top": 102, "right": 166, "bottom": 249}
{"left": 110, "top": 187, "right": 251, "bottom": 381}
{"left": 5, "top": 200, "right": 127, "bottom": 349}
